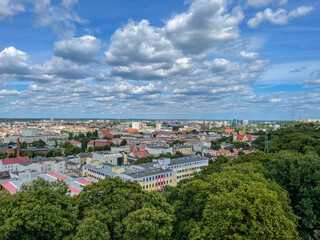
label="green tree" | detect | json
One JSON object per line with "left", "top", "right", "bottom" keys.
{"left": 53, "top": 150, "right": 62, "bottom": 157}
{"left": 32, "top": 139, "right": 46, "bottom": 148}
{"left": 172, "top": 171, "right": 300, "bottom": 240}
{"left": 210, "top": 141, "right": 221, "bottom": 150}
{"left": 0, "top": 189, "right": 76, "bottom": 239}
{"left": 0, "top": 151, "right": 6, "bottom": 159}
{"left": 21, "top": 141, "right": 28, "bottom": 149}
{"left": 233, "top": 141, "right": 250, "bottom": 149}
{"left": 74, "top": 217, "right": 110, "bottom": 240}
{"left": 46, "top": 150, "right": 55, "bottom": 157}
{"left": 68, "top": 132, "right": 74, "bottom": 140}
{"left": 120, "top": 139, "right": 127, "bottom": 146}
{"left": 122, "top": 208, "right": 173, "bottom": 240}
{"left": 20, "top": 177, "right": 70, "bottom": 195}
{"left": 94, "top": 145, "right": 111, "bottom": 152}
{"left": 264, "top": 151, "right": 320, "bottom": 239}
{"left": 76, "top": 177, "right": 174, "bottom": 240}
{"left": 189, "top": 181, "right": 300, "bottom": 240}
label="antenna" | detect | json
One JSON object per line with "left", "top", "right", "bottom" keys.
{"left": 264, "top": 132, "right": 269, "bottom": 153}
{"left": 292, "top": 109, "right": 295, "bottom": 132}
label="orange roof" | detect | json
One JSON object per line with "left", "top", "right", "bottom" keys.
{"left": 125, "top": 128, "right": 139, "bottom": 133}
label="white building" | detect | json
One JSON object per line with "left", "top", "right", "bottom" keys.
{"left": 145, "top": 146, "right": 173, "bottom": 156}
{"left": 17, "top": 157, "right": 65, "bottom": 173}
{"left": 132, "top": 122, "right": 141, "bottom": 130}
{"left": 0, "top": 157, "right": 29, "bottom": 172}
{"left": 152, "top": 155, "right": 208, "bottom": 182}
{"left": 156, "top": 123, "right": 162, "bottom": 131}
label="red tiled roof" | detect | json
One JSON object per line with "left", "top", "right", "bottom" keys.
{"left": 132, "top": 150, "right": 149, "bottom": 158}
{"left": 68, "top": 186, "right": 81, "bottom": 194}
{"left": 236, "top": 134, "right": 252, "bottom": 141}
{"left": 47, "top": 173, "right": 68, "bottom": 181}
{"left": 100, "top": 130, "right": 113, "bottom": 137}
{"left": 125, "top": 128, "right": 139, "bottom": 133}
{"left": 217, "top": 149, "right": 231, "bottom": 154}
{"left": 69, "top": 141, "right": 80, "bottom": 145}
{"left": 1, "top": 157, "right": 29, "bottom": 165}
{"left": 1, "top": 182, "right": 18, "bottom": 194}
{"left": 76, "top": 180, "right": 92, "bottom": 186}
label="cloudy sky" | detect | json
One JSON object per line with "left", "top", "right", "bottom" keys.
{"left": 0, "top": 0, "right": 319, "bottom": 120}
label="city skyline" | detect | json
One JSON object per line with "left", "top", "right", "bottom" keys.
{"left": 0, "top": 0, "right": 319, "bottom": 120}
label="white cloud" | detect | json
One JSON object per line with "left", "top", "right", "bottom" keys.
{"left": 165, "top": 0, "right": 244, "bottom": 55}
{"left": 248, "top": 6, "right": 314, "bottom": 28}
{"left": 32, "top": 56, "right": 90, "bottom": 79}
{"left": 239, "top": 51, "right": 260, "bottom": 61}
{"left": 54, "top": 35, "right": 101, "bottom": 63}
{"left": 0, "top": 0, "right": 25, "bottom": 20}
{"left": 27, "top": 0, "right": 86, "bottom": 38}
{"left": 304, "top": 71, "right": 320, "bottom": 88}
{"left": 246, "top": 0, "right": 287, "bottom": 8}
{"left": 105, "top": 20, "right": 197, "bottom": 80}
{"left": 1, "top": 0, "right": 303, "bottom": 119}
{"left": 0, "top": 47, "right": 30, "bottom": 74}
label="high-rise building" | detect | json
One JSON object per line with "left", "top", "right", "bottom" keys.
{"left": 156, "top": 123, "right": 162, "bottom": 131}
{"left": 132, "top": 122, "right": 141, "bottom": 129}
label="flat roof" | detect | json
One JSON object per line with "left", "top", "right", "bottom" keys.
{"left": 125, "top": 168, "right": 172, "bottom": 179}
{"left": 168, "top": 155, "right": 208, "bottom": 166}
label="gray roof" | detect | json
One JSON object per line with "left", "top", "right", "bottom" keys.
{"left": 168, "top": 155, "right": 208, "bottom": 166}
{"left": 125, "top": 168, "right": 172, "bottom": 179}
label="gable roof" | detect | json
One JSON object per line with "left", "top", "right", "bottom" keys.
{"left": 1, "top": 157, "right": 29, "bottom": 165}
{"left": 236, "top": 134, "right": 252, "bottom": 141}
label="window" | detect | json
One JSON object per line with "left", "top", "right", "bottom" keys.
{"left": 143, "top": 178, "right": 145, "bottom": 182}
{"left": 146, "top": 185, "right": 148, "bottom": 189}
{"left": 152, "top": 184, "right": 154, "bottom": 187}
{"left": 143, "top": 186, "right": 145, "bottom": 190}
{"left": 170, "top": 179, "right": 172, "bottom": 183}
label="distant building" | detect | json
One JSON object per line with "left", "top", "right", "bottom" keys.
{"left": 82, "top": 155, "right": 208, "bottom": 190}
{"left": 132, "top": 122, "right": 141, "bottom": 130}
{"left": 156, "top": 123, "right": 162, "bottom": 131}
{"left": 129, "top": 150, "right": 149, "bottom": 158}
{"left": 225, "top": 129, "right": 235, "bottom": 135}
{"left": 0, "top": 157, "right": 29, "bottom": 172}
{"left": 87, "top": 140, "right": 110, "bottom": 149}
{"left": 172, "top": 145, "right": 192, "bottom": 155}
{"left": 90, "top": 152, "right": 127, "bottom": 166}
{"left": 17, "top": 156, "right": 65, "bottom": 174}
{"left": 0, "top": 171, "right": 93, "bottom": 196}
{"left": 69, "top": 141, "right": 81, "bottom": 148}
{"left": 233, "top": 133, "right": 253, "bottom": 142}
{"left": 98, "top": 129, "right": 113, "bottom": 139}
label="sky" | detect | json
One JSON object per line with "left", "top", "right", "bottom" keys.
{"left": 0, "top": 0, "right": 319, "bottom": 120}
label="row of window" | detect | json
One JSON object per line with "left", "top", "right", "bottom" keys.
{"left": 177, "top": 166, "right": 201, "bottom": 173}
{"left": 142, "top": 173, "right": 173, "bottom": 182}
{"left": 142, "top": 179, "right": 172, "bottom": 189}
{"left": 4, "top": 165, "right": 16, "bottom": 170}
{"left": 168, "top": 161, "right": 206, "bottom": 169}
{"left": 177, "top": 174, "right": 191, "bottom": 179}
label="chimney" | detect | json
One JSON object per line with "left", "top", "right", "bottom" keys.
{"left": 17, "top": 138, "right": 20, "bottom": 158}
